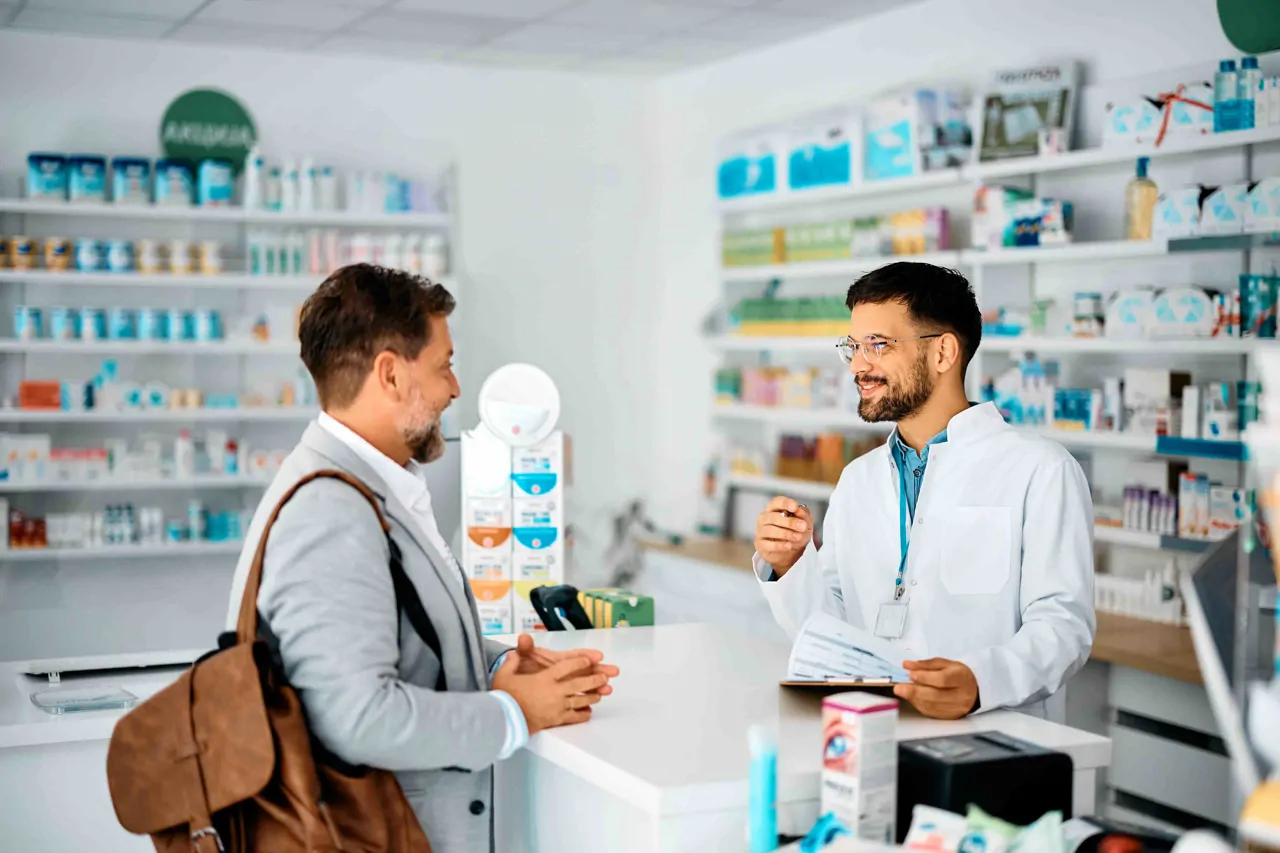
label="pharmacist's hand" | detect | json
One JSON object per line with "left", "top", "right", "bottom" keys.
{"left": 510, "top": 634, "right": 620, "bottom": 690}
{"left": 754, "top": 497, "right": 813, "bottom": 576}
{"left": 894, "top": 658, "right": 979, "bottom": 720}
{"left": 491, "top": 652, "right": 613, "bottom": 735}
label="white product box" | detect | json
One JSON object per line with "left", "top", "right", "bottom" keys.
{"left": 1123, "top": 368, "right": 1191, "bottom": 436}
{"left": 1152, "top": 186, "right": 1203, "bottom": 238}
{"left": 470, "top": 581, "right": 513, "bottom": 636}
{"left": 820, "top": 692, "right": 898, "bottom": 844}
{"left": 463, "top": 546, "right": 512, "bottom": 582}
{"left": 1180, "top": 386, "right": 1201, "bottom": 439}
{"left": 465, "top": 496, "right": 512, "bottom": 529}
{"left": 511, "top": 431, "right": 563, "bottom": 498}
{"left": 1247, "top": 177, "right": 1280, "bottom": 232}
{"left": 513, "top": 581, "right": 556, "bottom": 633}
{"left": 466, "top": 526, "right": 512, "bottom": 553}
{"left": 1209, "top": 486, "right": 1244, "bottom": 539}
{"left": 1177, "top": 472, "right": 1197, "bottom": 538}
{"left": 512, "top": 496, "right": 563, "bottom": 531}
{"left": 462, "top": 428, "right": 513, "bottom": 499}
{"left": 513, "top": 541, "right": 565, "bottom": 583}
{"left": 1199, "top": 183, "right": 1250, "bottom": 235}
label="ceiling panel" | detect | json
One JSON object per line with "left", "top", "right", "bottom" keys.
{"left": 193, "top": 0, "right": 367, "bottom": 31}
{"left": 352, "top": 10, "right": 514, "bottom": 45}
{"left": 23, "top": 0, "right": 204, "bottom": 18}
{"left": 11, "top": 7, "right": 175, "bottom": 36}
{"left": 549, "top": 1, "right": 725, "bottom": 35}
{"left": 689, "top": 8, "right": 829, "bottom": 42}
{"left": 251, "top": 0, "right": 388, "bottom": 7}
{"left": 673, "top": 0, "right": 768, "bottom": 7}
{"left": 486, "top": 22, "right": 650, "bottom": 54}
{"left": 628, "top": 34, "right": 741, "bottom": 61}
{"left": 170, "top": 21, "right": 323, "bottom": 49}
{"left": 320, "top": 34, "right": 459, "bottom": 59}
{"left": 457, "top": 46, "right": 585, "bottom": 69}
{"left": 763, "top": 0, "right": 911, "bottom": 17}
{"left": 392, "top": 0, "right": 576, "bottom": 20}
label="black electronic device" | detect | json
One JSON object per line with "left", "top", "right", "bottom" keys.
{"left": 529, "top": 584, "right": 594, "bottom": 631}
{"left": 895, "top": 730, "right": 1073, "bottom": 842}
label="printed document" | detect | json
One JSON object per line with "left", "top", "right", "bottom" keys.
{"left": 786, "top": 612, "right": 911, "bottom": 682}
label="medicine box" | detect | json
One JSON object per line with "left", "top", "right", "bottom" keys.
{"left": 470, "top": 581, "right": 513, "bottom": 636}
{"left": 783, "top": 221, "right": 854, "bottom": 263}
{"left": 465, "top": 497, "right": 512, "bottom": 530}
{"left": 722, "top": 229, "right": 784, "bottom": 267}
{"left": 786, "top": 110, "right": 856, "bottom": 192}
{"left": 972, "top": 185, "right": 1035, "bottom": 249}
{"left": 1247, "top": 177, "right": 1280, "bottom": 232}
{"left": 591, "top": 589, "right": 655, "bottom": 628}
{"left": 717, "top": 129, "right": 784, "bottom": 200}
{"left": 513, "top": 581, "right": 554, "bottom": 632}
{"left": 1209, "top": 486, "right": 1245, "bottom": 539}
{"left": 1200, "top": 183, "right": 1251, "bottom": 235}
{"left": 462, "top": 429, "right": 513, "bottom": 499}
{"left": 863, "top": 93, "right": 927, "bottom": 182}
{"left": 579, "top": 588, "right": 625, "bottom": 627}
{"left": 1122, "top": 368, "right": 1192, "bottom": 436}
{"left": 820, "top": 692, "right": 899, "bottom": 844}
{"left": 1153, "top": 186, "right": 1205, "bottom": 238}
{"left": 467, "top": 526, "right": 512, "bottom": 552}
{"left": 463, "top": 546, "right": 512, "bottom": 582}
{"left": 513, "top": 541, "right": 564, "bottom": 582}
{"left": 512, "top": 497, "right": 562, "bottom": 531}
{"left": 512, "top": 432, "right": 563, "bottom": 498}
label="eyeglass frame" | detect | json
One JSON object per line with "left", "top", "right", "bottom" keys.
{"left": 835, "top": 333, "right": 945, "bottom": 365}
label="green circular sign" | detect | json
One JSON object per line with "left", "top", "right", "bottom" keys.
{"left": 159, "top": 88, "right": 256, "bottom": 175}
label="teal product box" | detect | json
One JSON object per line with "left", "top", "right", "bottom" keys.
{"left": 197, "top": 159, "right": 234, "bottom": 208}
{"left": 68, "top": 155, "right": 107, "bottom": 203}
{"left": 512, "top": 527, "right": 559, "bottom": 551}
{"left": 27, "top": 153, "right": 67, "bottom": 200}
{"left": 718, "top": 129, "right": 782, "bottom": 199}
{"left": 154, "top": 159, "right": 194, "bottom": 207}
{"left": 786, "top": 110, "right": 856, "bottom": 191}
{"left": 1240, "top": 274, "right": 1278, "bottom": 338}
{"left": 111, "top": 157, "right": 150, "bottom": 205}
{"left": 863, "top": 93, "right": 928, "bottom": 181}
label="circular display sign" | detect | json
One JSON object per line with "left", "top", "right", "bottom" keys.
{"left": 159, "top": 88, "right": 256, "bottom": 175}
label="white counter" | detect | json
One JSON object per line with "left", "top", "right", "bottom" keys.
{"left": 494, "top": 624, "right": 1112, "bottom": 853}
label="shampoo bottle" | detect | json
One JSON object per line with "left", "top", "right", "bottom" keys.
{"left": 174, "top": 429, "right": 195, "bottom": 479}
{"left": 1215, "top": 59, "right": 1240, "bottom": 132}
{"left": 1240, "top": 56, "right": 1261, "bottom": 130}
{"left": 299, "top": 156, "right": 316, "bottom": 212}
{"left": 1124, "top": 157, "right": 1158, "bottom": 241}
{"left": 242, "top": 145, "right": 263, "bottom": 210}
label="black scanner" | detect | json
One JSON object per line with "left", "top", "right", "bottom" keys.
{"left": 896, "top": 730, "right": 1074, "bottom": 842}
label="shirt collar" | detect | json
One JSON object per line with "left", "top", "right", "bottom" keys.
{"left": 891, "top": 427, "right": 948, "bottom": 462}
{"left": 317, "top": 412, "right": 430, "bottom": 510}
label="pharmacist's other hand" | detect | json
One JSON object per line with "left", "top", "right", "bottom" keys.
{"left": 894, "top": 658, "right": 979, "bottom": 720}
{"left": 511, "top": 633, "right": 619, "bottom": 692}
{"left": 754, "top": 497, "right": 813, "bottom": 576}
{"left": 491, "top": 653, "right": 611, "bottom": 734}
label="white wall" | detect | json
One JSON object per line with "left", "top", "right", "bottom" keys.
{"left": 0, "top": 31, "right": 659, "bottom": 658}
{"left": 646, "top": 0, "right": 1242, "bottom": 533}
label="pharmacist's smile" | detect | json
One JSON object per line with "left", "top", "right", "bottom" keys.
{"left": 856, "top": 375, "right": 887, "bottom": 397}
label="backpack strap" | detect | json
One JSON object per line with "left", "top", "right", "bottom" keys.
{"left": 234, "top": 469, "right": 446, "bottom": 690}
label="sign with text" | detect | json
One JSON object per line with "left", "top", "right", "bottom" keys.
{"left": 159, "top": 88, "right": 256, "bottom": 174}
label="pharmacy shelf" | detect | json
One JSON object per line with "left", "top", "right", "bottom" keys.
{"left": 0, "top": 339, "right": 298, "bottom": 355}
{"left": 722, "top": 251, "right": 963, "bottom": 283}
{"left": 1, "top": 541, "right": 244, "bottom": 563}
{"left": 712, "top": 403, "right": 892, "bottom": 431}
{"left": 0, "top": 270, "right": 320, "bottom": 290}
{"left": 970, "top": 126, "right": 1280, "bottom": 181}
{"left": 980, "top": 336, "right": 1266, "bottom": 356}
{"left": 1027, "top": 427, "right": 1156, "bottom": 451}
{"left": 0, "top": 407, "right": 318, "bottom": 424}
{"left": 964, "top": 239, "right": 1173, "bottom": 266}
{"left": 726, "top": 472, "right": 835, "bottom": 502}
{"left": 1093, "top": 525, "right": 1213, "bottom": 554}
{"left": 710, "top": 336, "right": 836, "bottom": 352}
{"left": 0, "top": 198, "right": 450, "bottom": 229}
{"left": 0, "top": 475, "right": 269, "bottom": 494}
{"left": 718, "top": 168, "right": 967, "bottom": 214}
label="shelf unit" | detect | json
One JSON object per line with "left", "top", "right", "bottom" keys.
{"left": 712, "top": 403, "right": 892, "bottom": 432}
{"left": 714, "top": 334, "right": 1274, "bottom": 356}
{"left": 1, "top": 541, "right": 244, "bottom": 562}
{"left": 0, "top": 407, "right": 318, "bottom": 424}
{"left": 0, "top": 198, "right": 450, "bottom": 229}
{"left": 1092, "top": 525, "right": 1214, "bottom": 554}
{"left": 718, "top": 167, "right": 967, "bottom": 214}
{"left": 0, "top": 476, "right": 270, "bottom": 493}
{"left": 0, "top": 270, "right": 321, "bottom": 290}
{"left": 722, "top": 251, "right": 964, "bottom": 283}
{"left": 0, "top": 339, "right": 299, "bottom": 355}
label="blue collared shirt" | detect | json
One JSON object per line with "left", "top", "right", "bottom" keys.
{"left": 891, "top": 428, "right": 949, "bottom": 526}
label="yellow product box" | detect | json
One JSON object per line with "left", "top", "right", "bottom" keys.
{"left": 722, "top": 228, "right": 784, "bottom": 267}
{"left": 470, "top": 580, "right": 513, "bottom": 636}
{"left": 783, "top": 221, "right": 854, "bottom": 263}
{"left": 463, "top": 546, "right": 511, "bottom": 581}
{"left": 513, "top": 581, "right": 555, "bottom": 633}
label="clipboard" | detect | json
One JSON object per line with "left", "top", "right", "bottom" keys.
{"left": 779, "top": 678, "right": 901, "bottom": 697}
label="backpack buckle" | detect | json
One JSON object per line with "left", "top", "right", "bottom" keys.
{"left": 191, "top": 826, "right": 225, "bottom": 853}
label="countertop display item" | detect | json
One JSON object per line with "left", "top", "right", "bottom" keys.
{"left": 978, "top": 61, "right": 1081, "bottom": 162}
{"left": 1124, "top": 157, "right": 1158, "bottom": 240}
{"left": 477, "top": 363, "right": 560, "bottom": 448}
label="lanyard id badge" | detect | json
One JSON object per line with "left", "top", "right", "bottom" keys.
{"left": 874, "top": 601, "right": 908, "bottom": 639}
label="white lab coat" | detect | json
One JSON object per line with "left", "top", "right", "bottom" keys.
{"left": 757, "top": 402, "right": 1096, "bottom": 719}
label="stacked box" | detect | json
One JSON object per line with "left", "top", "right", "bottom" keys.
{"left": 783, "top": 221, "right": 854, "bottom": 263}
{"left": 471, "top": 581, "right": 513, "bottom": 636}
{"left": 513, "top": 581, "right": 555, "bottom": 632}
{"left": 578, "top": 588, "right": 655, "bottom": 628}
{"left": 722, "top": 228, "right": 784, "bottom": 267}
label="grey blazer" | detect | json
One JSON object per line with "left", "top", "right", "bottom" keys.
{"left": 224, "top": 421, "right": 510, "bottom": 853}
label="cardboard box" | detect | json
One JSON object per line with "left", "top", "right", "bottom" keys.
{"left": 463, "top": 546, "right": 512, "bottom": 581}
{"left": 1180, "top": 386, "right": 1201, "bottom": 439}
{"left": 511, "top": 496, "right": 562, "bottom": 531}
{"left": 1123, "top": 368, "right": 1192, "bottom": 436}
{"left": 470, "top": 581, "right": 513, "bottom": 636}
{"left": 821, "top": 692, "right": 899, "bottom": 844}
{"left": 513, "top": 581, "right": 555, "bottom": 632}
{"left": 593, "top": 590, "right": 655, "bottom": 628}
{"left": 512, "top": 432, "right": 563, "bottom": 498}
{"left": 717, "top": 129, "right": 784, "bottom": 200}
{"left": 972, "top": 185, "right": 1035, "bottom": 249}
{"left": 1247, "top": 177, "right": 1280, "bottom": 232}
{"left": 785, "top": 108, "right": 857, "bottom": 192}
{"left": 465, "top": 496, "right": 511, "bottom": 530}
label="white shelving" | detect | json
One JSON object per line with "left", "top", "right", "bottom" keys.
{"left": 964, "top": 239, "right": 1172, "bottom": 266}
{"left": 722, "top": 251, "right": 963, "bottom": 283}
{"left": 0, "top": 407, "right": 317, "bottom": 424}
{"left": 0, "top": 270, "right": 320, "bottom": 290}
{"left": 0, "top": 198, "right": 450, "bottom": 229}
{"left": 711, "top": 336, "right": 835, "bottom": 352}
{"left": 1, "top": 541, "right": 244, "bottom": 563}
{"left": 1092, "top": 525, "right": 1214, "bottom": 553}
{"left": 719, "top": 168, "right": 967, "bottom": 214}
{"left": 0, "top": 475, "right": 270, "bottom": 494}
{"left": 0, "top": 339, "right": 297, "bottom": 355}
{"left": 713, "top": 403, "right": 892, "bottom": 431}
{"left": 981, "top": 336, "right": 1265, "bottom": 355}
{"left": 726, "top": 472, "right": 835, "bottom": 501}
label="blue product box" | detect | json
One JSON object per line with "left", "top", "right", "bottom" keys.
{"left": 863, "top": 93, "right": 927, "bottom": 182}
{"left": 68, "top": 155, "right": 107, "bottom": 202}
{"left": 27, "top": 153, "right": 68, "bottom": 200}
{"left": 786, "top": 110, "right": 855, "bottom": 191}
{"left": 197, "top": 159, "right": 234, "bottom": 208}
{"left": 111, "top": 157, "right": 151, "bottom": 204}
{"left": 154, "top": 159, "right": 195, "bottom": 207}
{"left": 718, "top": 130, "right": 781, "bottom": 199}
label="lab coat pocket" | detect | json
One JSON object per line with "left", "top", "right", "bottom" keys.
{"left": 939, "top": 507, "right": 1012, "bottom": 595}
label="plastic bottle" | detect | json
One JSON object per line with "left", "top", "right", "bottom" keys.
{"left": 1215, "top": 59, "right": 1240, "bottom": 132}
{"left": 299, "top": 156, "right": 316, "bottom": 212}
{"left": 174, "top": 429, "right": 195, "bottom": 479}
{"left": 242, "top": 145, "right": 263, "bottom": 210}
{"left": 1125, "top": 157, "right": 1158, "bottom": 241}
{"left": 747, "top": 726, "right": 776, "bottom": 853}
{"left": 281, "top": 159, "right": 299, "bottom": 212}
{"left": 264, "top": 167, "right": 282, "bottom": 212}
{"left": 1240, "top": 57, "right": 1261, "bottom": 130}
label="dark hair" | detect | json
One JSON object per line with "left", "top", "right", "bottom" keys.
{"left": 299, "top": 263, "right": 455, "bottom": 408}
{"left": 845, "top": 262, "right": 982, "bottom": 373}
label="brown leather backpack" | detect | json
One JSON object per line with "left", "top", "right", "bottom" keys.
{"left": 106, "top": 470, "right": 438, "bottom": 852}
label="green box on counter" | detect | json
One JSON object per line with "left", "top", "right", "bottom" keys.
{"left": 783, "top": 220, "right": 854, "bottom": 262}
{"left": 579, "top": 588, "right": 655, "bottom": 628}
{"left": 722, "top": 228, "right": 784, "bottom": 267}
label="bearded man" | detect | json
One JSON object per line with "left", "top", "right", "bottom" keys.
{"left": 752, "top": 262, "right": 1095, "bottom": 722}
{"left": 226, "top": 264, "right": 617, "bottom": 851}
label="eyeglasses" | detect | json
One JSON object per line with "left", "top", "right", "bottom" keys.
{"left": 836, "top": 334, "right": 943, "bottom": 365}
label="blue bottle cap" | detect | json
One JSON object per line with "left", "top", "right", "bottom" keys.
{"left": 1221, "top": 59, "right": 1238, "bottom": 71}
{"left": 1243, "top": 56, "right": 1259, "bottom": 69}
{"left": 1136, "top": 157, "right": 1150, "bottom": 178}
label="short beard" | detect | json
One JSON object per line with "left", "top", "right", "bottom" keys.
{"left": 405, "top": 418, "right": 446, "bottom": 464}
{"left": 857, "top": 349, "right": 934, "bottom": 423}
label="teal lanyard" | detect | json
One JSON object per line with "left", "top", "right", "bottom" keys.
{"left": 896, "top": 463, "right": 910, "bottom": 601}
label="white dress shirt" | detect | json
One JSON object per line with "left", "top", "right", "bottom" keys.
{"left": 317, "top": 413, "right": 527, "bottom": 758}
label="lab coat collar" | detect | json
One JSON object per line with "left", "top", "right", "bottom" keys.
{"left": 887, "top": 401, "right": 1008, "bottom": 455}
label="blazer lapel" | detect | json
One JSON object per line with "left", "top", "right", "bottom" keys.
{"left": 300, "top": 422, "right": 486, "bottom": 684}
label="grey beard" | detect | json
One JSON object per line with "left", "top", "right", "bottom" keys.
{"left": 406, "top": 419, "right": 446, "bottom": 464}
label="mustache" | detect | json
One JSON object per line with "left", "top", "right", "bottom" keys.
{"left": 855, "top": 373, "right": 887, "bottom": 384}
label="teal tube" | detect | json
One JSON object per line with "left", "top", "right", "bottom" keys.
{"left": 749, "top": 725, "right": 777, "bottom": 853}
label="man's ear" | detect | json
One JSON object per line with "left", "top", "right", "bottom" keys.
{"left": 372, "top": 350, "right": 401, "bottom": 399}
{"left": 935, "top": 332, "right": 963, "bottom": 375}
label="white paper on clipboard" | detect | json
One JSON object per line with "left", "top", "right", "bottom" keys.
{"left": 785, "top": 612, "right": 911, "bottom": 682}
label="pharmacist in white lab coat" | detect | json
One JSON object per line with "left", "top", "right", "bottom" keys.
{"left": 755, "top": 262, "right": 1095, "bottom": 721}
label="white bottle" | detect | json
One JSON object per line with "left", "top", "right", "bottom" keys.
{"left": 317, "top": 166, "right": 338, "bottom": 211}
{"left": 242, "top": 145, "right": 263, "bottom": 211}
{"left": 299, "top": 156, "right": 316, "bottom": 212}
{"left": 265, "top": 167, "right": 282, "bottom": 212}
{"left": 281, "top": 159, "right": 299, "bottom": 212}
{"left": 174, "top": 429, "right": 195, "bottom": 479}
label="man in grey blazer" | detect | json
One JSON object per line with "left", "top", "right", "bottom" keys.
{"left": 225, "top": 263, "right": 618, "bottom": 852}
